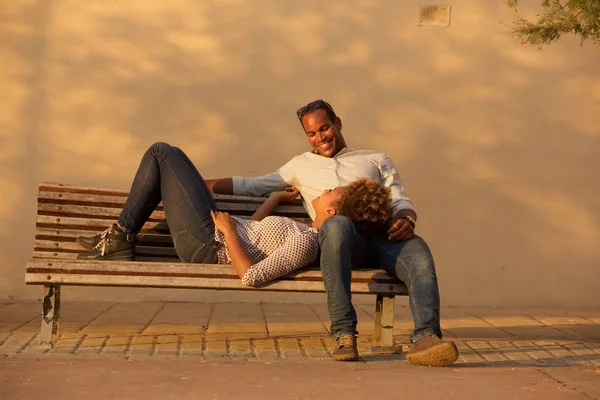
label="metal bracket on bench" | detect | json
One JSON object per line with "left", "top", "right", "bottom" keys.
{"left": 371, "top": 294, "right": 402, "bottom": 355}
{"left": 40, "top": 285, "right": 61, "bottom": 348}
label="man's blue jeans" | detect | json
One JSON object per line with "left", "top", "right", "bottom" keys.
{"left": 319, "top": 215, "right": 442, "bottom": 343}
{"left": 117, "top": 142, "right": 221, "bottom": 263}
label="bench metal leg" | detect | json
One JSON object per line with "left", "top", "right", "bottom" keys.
{"left": 372, "top": 295, "right": 400, "bottom": 354}
{"left": 40, "top": 285, "right": 61, "bottom": 347}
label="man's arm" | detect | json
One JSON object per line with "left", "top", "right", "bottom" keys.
{"left": 388, "top": 209, "right": 417, "bottom": 242}
{"left": 205, "top": 178, "right": 234, "bottom": 195}
{"left": 206, "top": 173, "right": 289, "bottom": 197}
{"left": 379, "top": 154, "right": 418, "bottom": 242}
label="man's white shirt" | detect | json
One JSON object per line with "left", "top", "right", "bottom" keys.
{"left": 232, "top": 148, "right": 415, "bottom": 220}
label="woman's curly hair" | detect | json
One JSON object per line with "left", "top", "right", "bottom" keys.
{"left": 336, "top": 178, "right": 392, "bottom": 234}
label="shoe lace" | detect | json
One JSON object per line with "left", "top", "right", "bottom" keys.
{"left": 92, "top": 225, "right": 116, "bottom": 257}
{"left": 338, "top": 335, "right": 355, "bottom": 348}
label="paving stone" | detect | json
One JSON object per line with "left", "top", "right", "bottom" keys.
{"left": 58, "top": 302, "right": 117, "bottom": 334}
{"left": 102, "top": 335, "right": 132, "bottom": 356}
{"left": 228, "top": 336, "right": 253, "bottom": 358}
{"left": 565, "top": 309, "right": 600, "bottom": 325}
{"left": 277, "top": 338, "right": 304, "bottom": 359}
{"left": 0, "top": 320, "right": 36, "bottom": 335}
{"left": 488, "top": 340, "right": 539, "bottom": 365}
{"left": 299, "top": 338, "right": 330, "bottom": 359}
{"left": 251, "top": 338, "right": 279, "bottom": 359}
{"left": 1, "top": 317, "right": 41, "bottom": 336}
{"left": 207, "top": 303, "right": 266, "bottom": 335}
{"left": 82, "top": 302, "right": 164, "bottom": 335}
{"left": 510, "top": 340, "right": 567, "bottom": 366}
{"left": 310, "top": 303, "right": 375, "bottom": 335}
{"left": 559, "top": 342, "right": 600, "bottom": 367}
{"left": 536, "top": 340, "right": 593, "bottom": 366}
{"left": 468, "top": 308, "right": 573, "bottom": 341}
{"left": 454, "top": 340, "right": 486, "bottom": 364}
{"left": 262, "top": 303, "right": 327, "bottom": 335}
{"left": 143, "top": 303, "right": 211, "bottom": 335}
{"left": 49, "top": 333, "right": 84, "bottom": 356}
{"left": 466, "top": 340, "right": 514, "bottom": 364}
{"left": 442, "top": 308, "right": 515, "bottom": 340}
{"left": 0, "top": 332, "right": 38, "bottom": 354}
{"left": 179, "top": 334, "right": 203, "bottom": 357}
{"left": 154, "top": 335, "right": 180, "bottom": 357}
{"left": 128, "top": 335, "right": 155, "bottom": 356}
{"left": 0, "top": 301, "right": 40, "bottom": 323}
{"left": 76, "top": 334, "right": 108, "bottom": 356}
{"left": 204, "top": 334, "right": 228, "bottom": 358}
{"left": 520, "top": 310, "right": 598, "bottom": 341}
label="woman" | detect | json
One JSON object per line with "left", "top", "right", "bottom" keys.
{"left": 77, "top": 142, "right": 391, "bottom": 286}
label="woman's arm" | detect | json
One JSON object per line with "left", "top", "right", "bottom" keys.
{"left": 241, "top": 231, "right": 319, "bottom": 287}
{"left": 251, "top": 188, "right": 299, "bottom": 221}
{"left": 210, "top": 210, "right": 252, "bottom": 279}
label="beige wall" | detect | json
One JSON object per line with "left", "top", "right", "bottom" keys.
{"left": 1, "top": 0, "right": 599, "bottom": 307}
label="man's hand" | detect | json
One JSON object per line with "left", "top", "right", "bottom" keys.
{"left": 271, "top": 187, "right": 300, "bottom": 203}
{"left": 210, "top": 210, "right": 237, "bottom": 235}
{"left": 388, "top": 218, "right": 414, "bottom": 242}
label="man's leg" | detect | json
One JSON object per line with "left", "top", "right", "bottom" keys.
{"left": 319, "top": 215, "right": 367, "bottom": 361}
{"left": 369, "top": 233, "right": 458, "bottom": 366}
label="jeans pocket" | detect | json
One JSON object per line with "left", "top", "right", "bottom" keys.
{"left": 173, "top": 228, "right": 207, "bottom": 263}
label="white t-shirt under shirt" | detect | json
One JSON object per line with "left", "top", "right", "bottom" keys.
{"left": 232, "top": 148, "right": 416, "bottom": 220}
{"left": 214, "top": 216, "right": 318, "bottom": 287}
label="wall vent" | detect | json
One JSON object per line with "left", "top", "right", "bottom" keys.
{"left": 418, "top": 5, "right": 451, "bottom": 27}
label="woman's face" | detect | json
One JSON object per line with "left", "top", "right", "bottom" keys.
{"left": 312, "top": 187, "right": 345, "bottom": 217}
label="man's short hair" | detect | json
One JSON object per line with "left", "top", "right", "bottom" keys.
{"left": 296, "top": 99, "right": 337, "bottom": 124}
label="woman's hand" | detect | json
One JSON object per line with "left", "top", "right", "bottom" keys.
{"left": 271, "top": 187, "right": 300, "bottom": 203}
{"left": 210, "top": 210, "right": 237, "bottom": 235}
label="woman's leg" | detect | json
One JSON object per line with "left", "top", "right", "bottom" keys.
{"left": 80, "top": 142, "right": 220, "bottom": 263}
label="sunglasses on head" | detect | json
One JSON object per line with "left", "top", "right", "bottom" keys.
{"left": 296, "top": 99, "right": 336, "bottom": 122}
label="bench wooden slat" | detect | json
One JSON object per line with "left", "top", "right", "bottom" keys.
{"left": 25, "top": 272, "right": 406, "bottom": 294}
{"left": 26, "top": 259, "right": 399, "bottom": 283}
{"left": 36, "top": 215, "right": 170, "bottom": 232}
{"left": 38, "top": 203, "right": 166, "bottom": 221}
{"left": 31, "top": 252, "right": 178, "bottom": 263}
{"left": 34, "top": 240, "right": 179, "bottom": 257}
{"left": 31, "top": 252, "right": 179, "bottom": 262}
{"left": 38, "top": 192, "right": 306, "bottom": 216}
{"left": 36, "top": 215, "right": 311, "bottom": 233}
{"left": 35, "top": 228, "right": 174, "bottom": 245}
{"left": 40, "top": 182, "right": 289, "bottom": 205}
{"left": 38, "top": 202, "right": 306, "bottom": 220}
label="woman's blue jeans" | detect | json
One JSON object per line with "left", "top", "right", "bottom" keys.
{"left": 319, "top": 215, "right": 442, "bottom": 343}
{"left": 117, "top": 142, "right": 221, "bottom": 263}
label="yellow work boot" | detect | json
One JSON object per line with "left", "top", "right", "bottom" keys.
{"left": 406, "top": 334, "right": 459, "bottom": 367}
{"left": 332, "top": 334, "right": 358, "bottom": 361}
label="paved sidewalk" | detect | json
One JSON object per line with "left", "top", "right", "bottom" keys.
{"left": 2, "top": 358, "right": 599, "bottom": 400}
{"left": 1, "top": 301, "right": 599, "bottom": 366}
{"left": 1, "top": 301, "right": 599, "bottom": 399}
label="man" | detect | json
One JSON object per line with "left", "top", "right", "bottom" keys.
{"left": 207, "top": 100, "right": 458, "bottom": 366}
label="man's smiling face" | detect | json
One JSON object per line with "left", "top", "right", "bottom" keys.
{"left": 300, "top": 108, "right": 346, "bottom": 158}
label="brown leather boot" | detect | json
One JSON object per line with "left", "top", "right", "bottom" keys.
{"left": 332, "top": 334, "right": 358, "bottom": 361}
{"left": 406, "top": 334, "right": 459, "bottom": 367}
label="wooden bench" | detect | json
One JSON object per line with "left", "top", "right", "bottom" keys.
{"left": 25, "top": 182, "right": 408, "bottom": 351}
